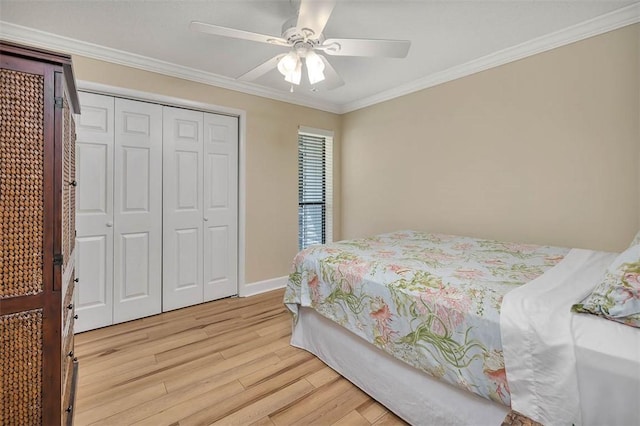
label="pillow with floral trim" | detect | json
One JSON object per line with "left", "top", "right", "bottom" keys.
{"left": 572, "top": 244, "right": 640, "bottom": 328}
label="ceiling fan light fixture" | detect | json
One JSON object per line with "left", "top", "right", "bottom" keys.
{"left": 305, "top": 51, "right": 326, "bottom": 85}
{"left": 285, "top": 63, "right": 302, "bottom": 85}
{"left": 277, "top": 51, "right": 302, "bottom": 85}
{"left": 195, "top": 0, "right": 407, "bottom": 92}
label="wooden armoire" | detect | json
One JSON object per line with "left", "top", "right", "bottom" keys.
{"left": 1, "top": 41, "right": 80, "bottom": 425}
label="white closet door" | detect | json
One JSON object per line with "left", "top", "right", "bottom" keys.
{"left": 113, "top": 99, "right": 163, "bottom": 323}
{"left": 163, "top": 106, "right": 204, "bottom": 311}
{"left": 75, "top": 92, "right": 114, "bottom": 332}
{"left": 203, "top": 113, "right": 238, "bottom": 301}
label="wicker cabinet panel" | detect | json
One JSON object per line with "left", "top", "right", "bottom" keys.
{"left": 62, "top": 97, "right": 77, "bottom": 269}
{"left": 69, "top": 114, "right": 77, "bottom": 258}
{"left": 0, "top": 68, "right": 44, "bottom": 298}
{"left": 1, "top": 309, "right": 44, "bottom": 425}
{"left": 63, "top": 98, "right": 71, "bottom": 270}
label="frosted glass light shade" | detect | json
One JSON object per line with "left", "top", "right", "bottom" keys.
{"left": 305, "top": 51, "right": 325, "bottom": 84}
{"left": 278, "top": 51, "right": 302, "bottom": 85}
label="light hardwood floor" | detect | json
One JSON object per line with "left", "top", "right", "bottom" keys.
{"left": 75, "top": 289, "right": 407, "bottom": 425}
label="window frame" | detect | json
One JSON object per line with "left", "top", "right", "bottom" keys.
{"left": 298, "top": 126, "right": 333, "bottom": 250}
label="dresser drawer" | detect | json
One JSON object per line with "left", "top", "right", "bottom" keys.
{"left": 62, "top": 359, "right": 78, "bottom": 426}
{"left": 62, "top": 330, "right": 75, "bottom": 383}
{"left": 62, "top": 273, "right": 76, "bottom": 338}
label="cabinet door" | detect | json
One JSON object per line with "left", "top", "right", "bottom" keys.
{"left": 113, "top": 98, "right": 163, "bottom": 323}
{"left": 162, "top": 106, "right": 204, "bottom": 311}
{"left": 75, "top": 92, "right": 114, "bottom": 332}
{"left": 203, "top": 113, "right": 238, "bottom": 301}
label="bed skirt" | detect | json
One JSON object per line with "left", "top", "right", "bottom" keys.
{"left": 291, "top": 306, "right": 510, "bottom": 426}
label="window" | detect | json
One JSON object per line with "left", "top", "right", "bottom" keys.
{"left": 298, "top": 127, "right": 333, "bottom": 250}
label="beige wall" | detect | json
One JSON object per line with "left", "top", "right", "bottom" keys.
{"left": 71, "top": 56, "right": 341, "bottom": 284}
{"left": 71, "top": 23, "right": 639, "bottom": 286}
{"left": 341, "top": 24, "right": 640, "bottom": 252}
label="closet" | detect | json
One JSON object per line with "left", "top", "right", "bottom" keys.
{"left": 74, "top": 93, "right": 163, "bottom": 332}
{"left": 74, "top": 93, "right": 238, "bottom": 332}
{"left": 163, "top": 107, "right": 239, "bottom": 311}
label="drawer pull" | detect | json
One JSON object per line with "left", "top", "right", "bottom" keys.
{"left": 74, "top": 315, "right": 78, "bottom": 320}
{"left": 74, "top": 277, "right": 79, "bottom": 283}
{"left": 65, "top": 405, "right": 72, "bottom": 413}
{"left": 67, "top": 304, "right": 73, "bottom": 310}
{"left": 73, "top": 357, "right": 78, "bottom": 362}
{"left": 69, "top": 180, "right": 77, "bottom": 187}
{"left": 68, "top": 351, "right": 74, "bottom": 358}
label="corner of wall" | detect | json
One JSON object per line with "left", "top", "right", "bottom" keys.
{"left": 240, "top": 276, "right": 288, "bottom": 297}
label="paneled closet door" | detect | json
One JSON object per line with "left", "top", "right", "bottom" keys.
{"left": 203, "top": 113, "right": 238, "bottom": 301}
{"left": 163, "top": 106, "right": 204, "bottom": 311}
{"left": 75, "top": 92, "right": 114, "bottom": 332}
{"left": 113, "top": 99, "right": 163, "bottom": 323}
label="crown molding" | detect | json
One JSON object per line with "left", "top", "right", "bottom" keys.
{"left": 1, "top": 2, "right": 638, "bottom": 116}
{"left": 340, "top": 2, "right": 640, "bottom": 114}
{"left": 0, "top": 21, "right": 343, "bottom": 114}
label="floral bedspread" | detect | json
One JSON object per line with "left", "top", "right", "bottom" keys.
{"left": 284, "top": 231, "right": 568, "bottom": 405}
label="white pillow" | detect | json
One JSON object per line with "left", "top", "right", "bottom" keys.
{"left": 572, "top": 243, "right": 640, "bottom": 328}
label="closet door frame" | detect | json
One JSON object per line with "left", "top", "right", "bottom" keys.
{"left": 76, "top": 81, "right": 247, "bottom": 299}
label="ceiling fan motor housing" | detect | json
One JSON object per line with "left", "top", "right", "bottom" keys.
{"left": 281, "top": 16, "right": 324, "bottom": 49}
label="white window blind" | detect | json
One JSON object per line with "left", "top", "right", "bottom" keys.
{"left": 298, "top": 128, "right": 332, "bottom": 250}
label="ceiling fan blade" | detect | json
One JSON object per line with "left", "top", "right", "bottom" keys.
{"left": 321, "top": 38, "right": 411, "bottom": 58}
{"left": 316, "top": 55, "right": 344, "bottom": 90}
{"left": 190, "top": 21, "right": 288, "bottom": 46}
{"left": 237, "top": 54, "right": 285, "bottom": 81}
{"left": 296, "top": 0, "right": 336, "bottom": 36}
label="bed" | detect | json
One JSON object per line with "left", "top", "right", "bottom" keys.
{"left": 284, "top": 230, "right": 640, "bottom": 425}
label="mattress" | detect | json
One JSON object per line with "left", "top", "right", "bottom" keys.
{"left": 285, "top": 230, "right": 568, "bottom": 405}
{"left": 572, "top": 313, "right": 640, "bottom": 425}
{"left": 502, "top": 248, "right": 640, "bottom": 425}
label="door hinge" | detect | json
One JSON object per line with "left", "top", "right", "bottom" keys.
{"left": 54, "top": 97, "right": 63, "bottom": 109}
{"left": 53, "top": 253, "right": 63, "bottom": 266}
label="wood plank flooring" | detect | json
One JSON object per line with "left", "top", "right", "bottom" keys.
{"left": 75, "top": 289, "right": 407, "bottom": 425}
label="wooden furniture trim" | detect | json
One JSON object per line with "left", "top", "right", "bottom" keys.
{"left": 65, "top": 361, "right": 79, "bottom": 426}
{"left": 0, "top": 41, "right": 80, "bottom": 113}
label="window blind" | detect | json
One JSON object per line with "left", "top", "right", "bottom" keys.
{"left": 298, "top": 133, "right": 326, "bottom": 250}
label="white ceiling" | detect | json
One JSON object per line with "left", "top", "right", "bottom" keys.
{"left": 1, "top": 1, "right": 638, "bottom": 113}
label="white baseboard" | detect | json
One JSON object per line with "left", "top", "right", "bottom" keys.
{"left": 240, "top": 275, "right": 288, "bottom": 297}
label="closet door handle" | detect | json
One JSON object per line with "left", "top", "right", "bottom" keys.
{"left": 106, "top": 222, "right": 113, "bottom": 228}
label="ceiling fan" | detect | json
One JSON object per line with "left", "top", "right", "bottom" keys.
{"left": 190, "top": 0, "right": 411, "bottom": 91}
